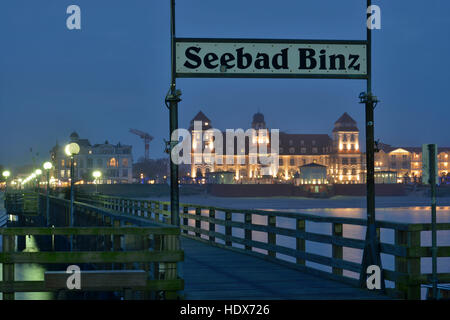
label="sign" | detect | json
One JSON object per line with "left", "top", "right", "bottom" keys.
{"left": 175, "top": 38, "right": 367, "bottom": 79}
{"left": 422, "top": 144, "right": 438, "bottom": 185}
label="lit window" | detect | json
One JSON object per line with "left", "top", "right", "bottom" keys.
{"left": 109, "top": 158, "right": 117, "bottom": 167}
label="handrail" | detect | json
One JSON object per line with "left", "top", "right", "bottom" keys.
{"left": 73, "top": 193, "right": 450, "bottom": 300}
{"left": 1, "top": 193, "right": 184, "bottom": 300}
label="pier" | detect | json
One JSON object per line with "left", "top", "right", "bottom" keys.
{"left": 1, "top": 191, "right": 449, "bottom": 300}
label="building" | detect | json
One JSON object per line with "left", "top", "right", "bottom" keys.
{"left": 375, "top": 144, "right": 450, "bottom": 183}
{"left": 374, "top": 171, "right": 397, "bottom": 184}
{"left": 50, "top": 132, "right": 133, "bottom": 185}
{"left": 187, "top": 111, "right": 450, "bottom": 184}
{"left": 298, "top": 163, "right": 328, "bottom": 185}
{"left": 189, "top": 111, "right": 363, "bottom": 184}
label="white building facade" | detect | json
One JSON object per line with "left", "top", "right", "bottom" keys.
{"left": 50, "top": 132, "right": 133, "bottom": 184}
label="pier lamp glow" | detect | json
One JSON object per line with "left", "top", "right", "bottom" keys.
{"left": 43, "top": 162, "right": 52, "bottom": 225}
{"left": 93, "top": 170, "right": 102, "bottom": 179}
{"left": 2, "top": 170, "right": 11, "bottom": 193}
{"left": 93, "top": 170, "right": 102, "bottom": 193}
{"left": 65, "top": 142, "right": 80, "bottom": 156}
{"left": 35, "top": 169, "right": 42, "bottom": 175}
{"left": 65, "top": 142, "right": 80, "bottom": 239}
{"left": 43, "top": 162, "right": 52, "bottom": 170}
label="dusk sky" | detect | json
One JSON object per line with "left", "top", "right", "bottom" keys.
{"left": 1, "top": 0, "right": 449, "bottom": 168}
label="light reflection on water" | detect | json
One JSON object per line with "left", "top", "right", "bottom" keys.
{"left": 0, "top": 235, "right": 53, "bottom": 300}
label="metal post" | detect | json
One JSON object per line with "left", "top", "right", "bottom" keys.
{"left": 70, "top": 156, "right": 75, "bottom": 250}
{"left": 46, "top": 170, "right": 50, "bottom": 226}
{"left": 70, "top": 155, "right": 75, "bottom": 226}
{"left": 166, "top": 0, "right": 180, "bottom": 226}
{"left": 429, "top": 144, "right": 438, "bottom": 299}
{"left": 359, "top": 0, "right": 384, "bottom": 290}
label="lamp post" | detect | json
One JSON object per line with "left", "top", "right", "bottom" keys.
{"left": 35, "top": 169, "right": 42, "bottom": 192}
{"left": 43, "top": 162, "right": 52, "bottom": 226}
{"left": 65, "top": 143, "right": 80, "bottom": 228}
{"left": 93, "top": 170, "right": 102, "bottom": 194}
{"left": 2, "top": 170, "right": 11, "bottom": 195}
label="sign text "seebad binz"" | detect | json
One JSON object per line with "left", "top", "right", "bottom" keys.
{"left": 176, "top": 39, "right": 367, "bottom": 79}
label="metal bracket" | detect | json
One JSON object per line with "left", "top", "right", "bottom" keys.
{"left": 164, "top": 139, "right": 179, "bottom": 154}
{"left": 359, "top": 92, "right": 380, "bottom": 109}
{"left": 374, "top": 139, "right": 380, "bottom": 153}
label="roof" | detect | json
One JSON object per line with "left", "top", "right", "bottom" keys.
{"left": 333, "top": 112, "right": 359, "bottom": 132}
{"left": 300, "top": 163, "right": 326, "bottom": 168}
{"left": 190, "top": 111, "right": 212, "bottom": 130}
{"left": 381, "top": 146, "right": 450, "bottom": 154}
{"left": 279, "top": 133, "right": 332, "bottom": 155}
{"left": 252, "top": 112, "right": 265, "bottom": 123}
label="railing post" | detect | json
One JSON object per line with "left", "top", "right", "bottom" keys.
{"left": 195, "top": 207, "right": 201, "bottom": 238}
{"left": 244, "top": 213, "right": 252, "bottom": 251}
{"left": 163, "top": 234, "right": 179, "bottom": 300}
{"left": 332, "top": 222, "right": 343, "bottom": 276}
{"left": 209, "top": 208, "right": 216, "bottom": 242}
{"left": 225, "top": 211, "right": 232, "bottom": 247}
{"left": 268, "top": 215, "right": 276, "bottom": 258}
{"left": 113, "top": 219, "right": 123, "bottom": 270}
{"left": 163, "top": 203, "right": 169, "bottom": 224}
{"left": 296, "top": 218, "right": 306, "bottom": 266}
{"left": 2, "top": 235, "right": 15, "bottom": 300}
{"left": 155, "top": 202, "right": 160, "bottom": 222}
{"left": 182, "top": 206, "right": 188, "bottom": 234}
{"left": 395, "top": 229, "right": 421, "bottom": 299}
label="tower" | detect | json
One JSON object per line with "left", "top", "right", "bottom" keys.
{"left": 332, "top": 112, "right": 359, "bottom": 153}
{"left": 251, "top": 112, "right": 266, "bottom": 130}
{"left": 189, "top": 111, "right": 213, "bottom": 178}
{"left": 332, "top": 112, "right": 361, "bottom": 183}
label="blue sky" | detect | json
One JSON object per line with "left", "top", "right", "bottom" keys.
{"left": 1, "top": 0, "right": 449, "bottom": 167}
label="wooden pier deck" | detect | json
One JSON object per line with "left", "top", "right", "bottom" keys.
{"left": 181, "top": 238, "right": 388, "bottom": 300}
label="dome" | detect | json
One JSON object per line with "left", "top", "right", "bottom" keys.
{"left": 69, "top": 131, "right": 79, "bottom": 141}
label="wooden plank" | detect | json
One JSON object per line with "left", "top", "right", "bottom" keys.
{"left": 0, "top": 279, "right": 184, "bottom": 292}
{"left": 44, "top": 270, "right": 147, "bottom": 289}
{"left": 0, "top": 226, "right": 180, "bottom": 236}
{"left": 0, "top": 251, "right": 184, "bottom": 264}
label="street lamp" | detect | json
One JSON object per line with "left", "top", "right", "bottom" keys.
{"left": 92, "top": 170, "right": 102, "bottom": 194}
{"left": 43, "top": 162, "right": 52, "bottom": 225}
{"left": 65, "top": 142, "right": 80, "bottom": 229}
{"left": 2, "top": 170, "right": 11, "bottom": 194}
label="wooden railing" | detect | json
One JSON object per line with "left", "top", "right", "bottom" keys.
{"left": 4, "top": 192, "right": 39, "bottom": 216}
{"left": 77, "top": 194, "right": 450, "bottom": 300}
{"left": 0, "top": 226, "right": 183, "bottom": 300}
{"left": 1, "top": 194, "right": 183, "bottom": 300}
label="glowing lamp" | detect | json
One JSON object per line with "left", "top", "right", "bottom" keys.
{"left": 65, "top": 142, "right": 80, "bottom": 156}
{"left": 43, "top": 162, "right": 52, "bottom": 170}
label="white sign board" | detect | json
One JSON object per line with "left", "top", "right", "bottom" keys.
{"left": 175, "top": 38, "right": 367, "bottom": 79}
{"left": 422, "top": 144, "right": 438, "bottom": 185}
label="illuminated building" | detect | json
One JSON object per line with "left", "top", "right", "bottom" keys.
{"left": 189, "top": 111, "right": 363, "bottom": 184}
{"left": 50, "top": 132, "right": 133, "bottom": 184}
{"left": 375, "top": 144, "right": 450, "bottom": 183}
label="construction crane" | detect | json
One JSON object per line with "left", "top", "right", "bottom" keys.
{"left": 129, "top": 129, "right": 154, "bottom": 161}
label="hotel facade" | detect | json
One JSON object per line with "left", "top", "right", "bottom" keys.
{"left": 189, "top": 111, "right": 363, "bottom": 184}
{"left": 188, "top": 111, "right": 450, "bottom": 184}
